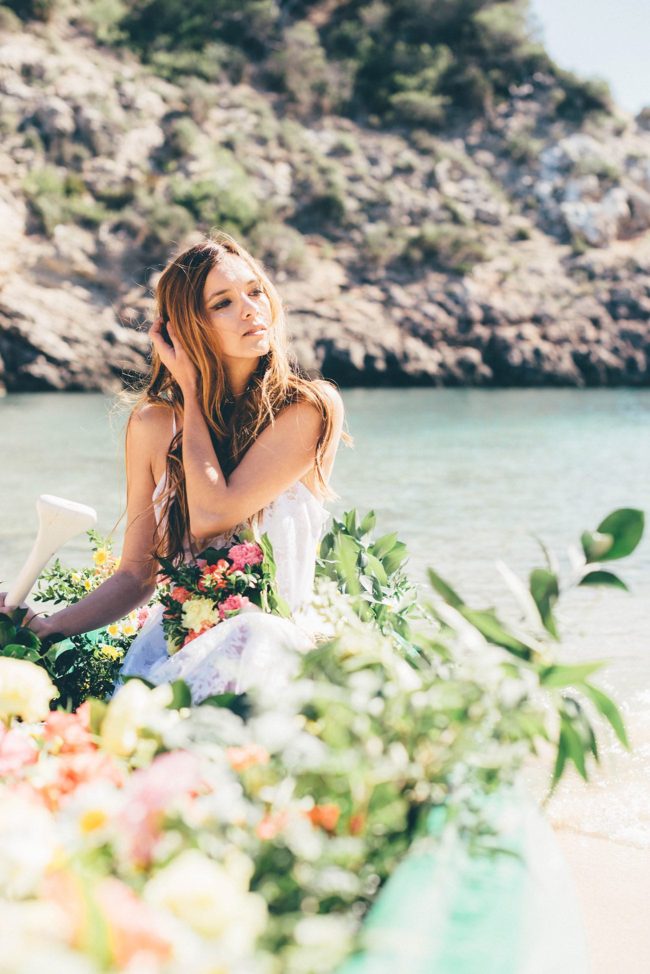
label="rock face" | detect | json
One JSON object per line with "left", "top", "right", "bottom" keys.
{"left": 0, "top": 25, "right": 649, "bottom": 392}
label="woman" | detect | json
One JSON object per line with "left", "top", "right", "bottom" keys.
{"left": 3, "top": 233, "right": 344, "bottom": 701}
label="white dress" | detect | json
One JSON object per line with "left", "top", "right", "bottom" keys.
{"left": 118, "top": 415, "right": 329, "bottom": 703}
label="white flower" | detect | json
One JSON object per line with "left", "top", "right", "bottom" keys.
{"left": 0, "top": 789, "right": 60, "bottom": 898}
{"left": 100, "top": 680, "right": 173, "bottom": 757}
{"left": 144, "top": 849, "right": 266, "bottom": 952}
{"left": 181, "top": 598, "right": 219, "bottom": 633}
{"left": 0, "top": 658, "right": 58, "bottom": 723}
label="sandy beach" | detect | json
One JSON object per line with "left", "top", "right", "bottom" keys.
{"left": 556, "top": 829, "right": 650, "bottom": 974}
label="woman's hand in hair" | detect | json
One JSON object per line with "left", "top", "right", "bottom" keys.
{"left": 149, "top": 317, "right": 198, "bottom": 397}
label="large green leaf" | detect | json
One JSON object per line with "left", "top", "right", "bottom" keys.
{"left": 582, "top": 509, "right": 644, "bottom": 563}
{"left": 529, "top": 568, "right": 559, "bottom": 639}
{"left": 1, "top": 643, "right": 40, "bottom": 662}
{"left": 540, "top": 661, "right": 604, "bottom": 687}
{"left": 334, "top": 533, "right": 362, "bottom": 595}
{"left": 370, "top": 532, "right": 399, "bottom": 560}
{"left": 578, "top": 570, "right": 628, "bottom": 591}
{"left": 358, "top": 510, "right": 377, "bottom": 537}
{"left": 426, "top": 569, "right": 464, "bottom": 609}
{"left": 364, "top": 552, "right": 388, "bottom": 586}
{"left": 582, "top": 682, "right": 629, "bottom": 748}
{"left": 460, "top": 608, "right": 533, "bottom": 659}
{"left": 381, "top": 542, "right": 409, "bottom": 576}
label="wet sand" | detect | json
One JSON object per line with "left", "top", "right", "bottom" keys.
{"left": 556, "top": 829, "right": 650, "bottom": 974}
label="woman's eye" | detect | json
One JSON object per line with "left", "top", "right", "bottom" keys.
{"left": 212, "top": 299, "right": 231, "bottom": 310}
{"left": 250, "top": 288, "right": 263, "bottom": 297}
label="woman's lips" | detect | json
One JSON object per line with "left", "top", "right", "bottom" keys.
{"left": 243, "top": 326, "right": 267, "bottom": 336}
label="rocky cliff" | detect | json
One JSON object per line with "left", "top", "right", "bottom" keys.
{"left": 1, "top": 8, "right": 649, "bottom": 392}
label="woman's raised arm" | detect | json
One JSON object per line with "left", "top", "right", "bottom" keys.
{"left": 184, "top": 381, "right": 344, "bottom": 541}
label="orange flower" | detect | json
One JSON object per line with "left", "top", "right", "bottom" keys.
{"left": 226, "top": 744, "right": 270, "bottom": 773}
{"left": 307, "top": 803, "right": 340, "bottom": 832}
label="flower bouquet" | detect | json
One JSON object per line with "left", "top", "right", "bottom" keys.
{"left": 157, "top": 534, "right": 289, "bottom": 655}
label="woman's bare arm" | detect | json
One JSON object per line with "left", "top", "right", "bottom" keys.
{"left": 184, "top": 382, "right": 344, "bottom": 541}
{"left": 33, "top": 407, "right": 163, "bottom": 639}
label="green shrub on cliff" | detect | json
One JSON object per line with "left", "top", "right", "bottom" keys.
{"left": 23, "top": 165, "right": 108, "bottom": 235}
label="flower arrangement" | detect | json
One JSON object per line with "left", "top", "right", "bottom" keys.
{"left": 2, "top": 531, "right": 156, "bottom": 709}
{"left": 157, "top": 533, "right": 289, "bottom": 655}
{"left": 0, "top": 506, "right": 642, "bottom": 972}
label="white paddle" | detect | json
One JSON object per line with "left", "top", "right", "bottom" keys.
{"left": 5, "top": 494, "right": 97, "bottom": 609}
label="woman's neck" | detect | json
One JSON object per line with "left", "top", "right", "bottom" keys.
{"left": 224, "top": 359, "right": 258, "bottom": 398}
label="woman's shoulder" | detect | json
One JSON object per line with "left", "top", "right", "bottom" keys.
{"left": 129, "top": 400, "right": 176, "bottom": 433}
{"left": 311, "top": 378, "right": 344, "bottom": 414}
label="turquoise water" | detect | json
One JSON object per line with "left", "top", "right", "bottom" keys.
{"left": 1, "top": 388, "right": 649, "bottom": 843}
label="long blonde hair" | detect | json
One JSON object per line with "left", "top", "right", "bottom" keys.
{"left": 121, "top": 231, "right": 345, "bottom": 566}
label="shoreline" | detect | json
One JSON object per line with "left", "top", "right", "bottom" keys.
{"left": 555, "top": 827, "right": 650, "bottom": 973}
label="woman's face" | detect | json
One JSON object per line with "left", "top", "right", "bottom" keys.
{"left": 202, "top": 254, "right": 272, "bottom": 360}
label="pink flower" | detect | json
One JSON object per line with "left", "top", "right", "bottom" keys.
{"left": 196, "top": 558, "right": 208, "bottom": 570}
{"left": 170, "top": 586, "right": 191, "bottom": 604}
{"left": 228, "top": 542, "right": 264, "bottom": 572}
{"left": 43, "top": 702, "right": 94, "bottom": 754}
{"left": 182, "top": 624, "right": 212, "bottom": 647}
{"left": 136, "top": 606, "right": 150, "bottom": 628}
{"left": 218, "top": 594, "right": 250, "bottom": 621}
{"left": 0, "top": 726, "right": 39, "bottom": 776}
{"left": 117, "top": 751, "right": 203, "bottom": 867}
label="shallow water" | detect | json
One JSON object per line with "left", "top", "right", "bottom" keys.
{"left": 1, "top": 388, "right": 649, "bottom": 844}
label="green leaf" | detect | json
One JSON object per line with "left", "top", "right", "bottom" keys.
{"left": 460, "top": 608, "right": 533, "bottom": 659}
{"left": 0, "top": 616, "right": 16, "bottom": 646}
{"left": 582, "top": 683, "right": 629, "bottom": 748}
{"left": 583, "top": 509, "right": 644, "bottom": 562}
{"left": 167, "top": 680, "right": 192, "bottom": 709}
{"left": 14, "top": 627, "right": 41, "bottom": 651}
{"left": 1, "top": 643, "right": 40, "bottom": 661}
{"left": 259, "top": 533, "right": 277, "bottom": 574}
{"left": 540, "top": 661, "right": 605, "bottom": 687}
{"left": 561, "top": 716, "right": 588, "bottom": 780}
{"left": 551, "top": 730, "right": 568, "bottom": 788}
{"left": 358, "top": 510, "right": 377, "bottom": 537}
{"left": 201, "top": 692, "right": 251, "bottom": 718}
{"left": 580, "top": 531, "right": 613, "bottom": 562}
{"left": 529, "top": 568, "right": 559, "bottom": 639}
{"left": 370, "top": 532, "right": 399, "bottom": 560}
{"left": 344, "top": 510, "right": 358, "bottom": 535}
{"left": 579, "top": 570, "right": 628, "bottom": 591}
{"left": 334, "top": 533, "right": 362, "bottom": 595}
{"left": 364, "top": 552, "right": 388, "bottom": 586}
{"left": 426, "top": 569, "right": 464, "bottom": 609}
{"left": 382, "top": 542, "right": 409, "bottom": 576}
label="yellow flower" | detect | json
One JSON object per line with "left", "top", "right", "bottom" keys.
{"left": 79, "top": 809, "right": 108, "bottom": 834}
{"left": 70, "top": 571, "right": 82, "bottom": 584}
{"left": 121, "top": 623, "right": 136, "bottom": 637}
{"left": 93, "top": 548, "right": 109, "bottom": 567}
{"left": 181, "top": 597, "right": 219, "bottom": 633}
{"left": 144, "top": 849, "right": 266, "bottom": 943}
{"left": 0, "top": 659, "right": 58, "bottom": 723}
{"left": 98, "top": 644, "right": 123, "bottom": 661}
{"left": 83, "top": 579, "right": 93, "bottom": 591}
{"left": 106, "top": 623, "right": 120, "bottom": 638}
